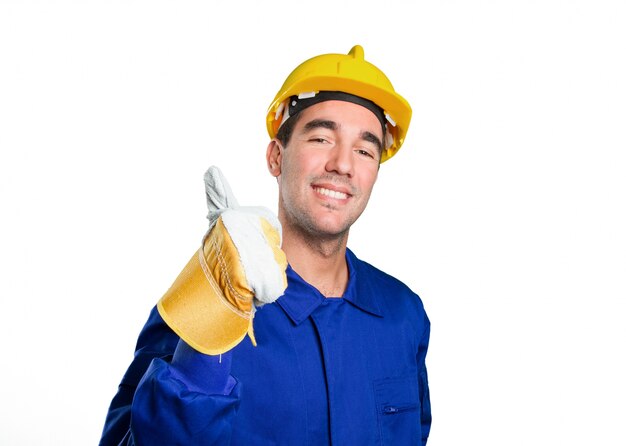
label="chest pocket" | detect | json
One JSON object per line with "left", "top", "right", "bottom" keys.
{"left": 374, "top": 376, "right": 421, "bottom": 445}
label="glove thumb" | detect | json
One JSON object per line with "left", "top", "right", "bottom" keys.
{"left": 204, "top": 166, "right": 240, "bottom": 224}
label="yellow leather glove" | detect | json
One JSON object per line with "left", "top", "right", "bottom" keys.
{"left": 157, "top": 166, "right": 288, "bottom": 355}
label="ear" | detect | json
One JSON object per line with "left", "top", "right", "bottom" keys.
{"left": 266, "top": 139, "right": 283, "bottom": 177}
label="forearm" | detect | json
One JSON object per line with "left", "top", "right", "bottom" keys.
{"left": 129, "top": 345, "right": 241, "bottom": 445}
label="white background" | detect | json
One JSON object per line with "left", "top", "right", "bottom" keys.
{"left": 1, "top": 1, "right": 625, "bottom": 445}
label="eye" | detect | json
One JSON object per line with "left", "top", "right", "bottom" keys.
{"left": 309, "top": 137, "right": 329, "bottom": 144}
{"left": 356, "top": 148, "right": 375, "bottom": 159}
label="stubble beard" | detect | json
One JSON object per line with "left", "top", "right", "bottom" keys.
{"left": 279, "top": 190, "right": 356, "bottom": 257}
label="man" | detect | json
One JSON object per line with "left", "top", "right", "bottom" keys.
{"left": 100, "top": 45, "right": 431, "bottom": 445}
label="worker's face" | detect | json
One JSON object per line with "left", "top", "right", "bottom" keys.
{"left": 267, "top": 100, "right": 382, "bottom": 240}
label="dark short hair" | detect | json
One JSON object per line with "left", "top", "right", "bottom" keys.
{"left": 275, "top": 110, "right": 304, "bottom": 147}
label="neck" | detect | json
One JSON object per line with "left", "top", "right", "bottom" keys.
{"left": 281, "top": 223, "right": 349, "bottom": 298}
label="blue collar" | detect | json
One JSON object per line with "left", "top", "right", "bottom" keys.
{"left": 276, "top": 249, "right": 384, "bottom": 325}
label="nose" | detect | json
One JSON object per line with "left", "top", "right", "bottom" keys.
{"left": 325, "top": 141, "right": 354, "bottom": 177}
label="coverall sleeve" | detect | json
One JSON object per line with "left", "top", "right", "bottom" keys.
{"left": 99, "top": 306, "right": 241, "bottom": 446}
{"left": 417, "top": 312, "right": 432, "bottom": 445}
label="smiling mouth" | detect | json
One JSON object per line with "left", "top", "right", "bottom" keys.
{"left": 313, "top": 186, "right": 349, "bottom": 200}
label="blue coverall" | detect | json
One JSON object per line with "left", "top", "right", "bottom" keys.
{"left": 100, "top": 249, "right": 431, "bottom": 445}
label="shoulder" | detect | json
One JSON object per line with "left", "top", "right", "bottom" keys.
{"left": 348, "top": 249, "right": 428, "bottom": 316}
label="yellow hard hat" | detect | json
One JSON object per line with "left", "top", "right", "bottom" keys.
{"left": 266, "top": 45, "right": 412, "bottom": 163}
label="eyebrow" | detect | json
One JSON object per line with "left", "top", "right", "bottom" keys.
{"left": 361, "top": 131, "right": 383, "bottom": 154}
{"left": 303, "top": 119, "right": 338, "bottom": 132}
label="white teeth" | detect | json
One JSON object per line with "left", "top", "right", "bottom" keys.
{"left": 314, "top": 187, "right": 348, "bottom": 199}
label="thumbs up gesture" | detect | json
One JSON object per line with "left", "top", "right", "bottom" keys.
{"left": 158, "top": 166, "right": 288, "bottom": 355}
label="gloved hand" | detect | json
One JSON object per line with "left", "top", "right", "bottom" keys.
{"left": 157, "top": 166, "right": 288, "bottom": 355}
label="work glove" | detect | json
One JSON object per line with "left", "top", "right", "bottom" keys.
{"left": 157, "top": 166, "right": 288, "bottom": 355}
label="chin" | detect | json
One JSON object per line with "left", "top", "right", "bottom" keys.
{"left": 311, "top": 217, "right": 353, "bottom": 238}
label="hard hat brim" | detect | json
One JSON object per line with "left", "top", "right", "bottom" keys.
{"left": 267, "top": 76, "right": 411, "bottom": 162}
